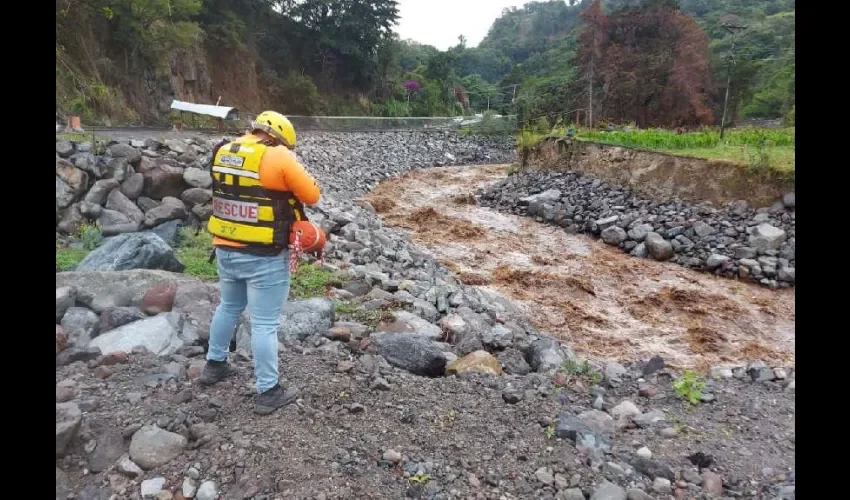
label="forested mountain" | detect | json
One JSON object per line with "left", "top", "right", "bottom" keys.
{"left": 55, "top": 0, "right": 794, "bottom": 127}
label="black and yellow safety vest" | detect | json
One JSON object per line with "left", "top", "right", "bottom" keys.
{"left": 206, "top": 137, "right": 306, "bottom": 254}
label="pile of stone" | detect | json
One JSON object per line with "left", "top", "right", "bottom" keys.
{"left": 479, "top": 170, "right": 796, "bottom": 288}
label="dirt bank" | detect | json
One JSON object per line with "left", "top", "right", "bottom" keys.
{"left": 523, "top": 138, "right": 794, "bottom": 208}
{"left": 366, "top": 165, "right": 795, "bottom": 369}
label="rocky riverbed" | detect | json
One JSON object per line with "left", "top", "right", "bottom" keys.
{"left": 478, "top": 171, "right": 795, "bottom": 289}
{"left": 56, "top": 132, "right": 795, "bottom": 500}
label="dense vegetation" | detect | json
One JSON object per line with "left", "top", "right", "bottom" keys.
{"left": 55, "top": 0, "right": 794, "bottom": 127}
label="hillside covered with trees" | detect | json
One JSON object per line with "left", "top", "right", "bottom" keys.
{"left": 55, "top": 0, "right": 794, "bottom": 127}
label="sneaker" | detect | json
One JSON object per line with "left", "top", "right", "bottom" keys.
{"left": 253, "top": 384, "right": 299, "bottom": 415}
{"left": 198, "top": 360, "right": 235, "bottom": 386}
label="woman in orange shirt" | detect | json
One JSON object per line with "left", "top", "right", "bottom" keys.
{"left": 199, "top": 111, "right": 321, "bottom": 415}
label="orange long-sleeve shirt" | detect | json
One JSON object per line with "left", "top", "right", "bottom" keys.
{"left": 212, "top": 133, "right": 321, "bottom": 248}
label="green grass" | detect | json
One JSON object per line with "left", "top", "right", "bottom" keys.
{"left": 174, "top": 227, "right": 218, "bottom": 280}
{"left": 290, "top": 263, "right": 342, "bottom": 299}
{"left": 576, "top": 126, "right": 795, "bottom": 174}
{"left": 55, "top": 222, "right": 103, "bottom": 271}
{"left": 334, "top": 303, "right": 395, "bottom": 328}
{"left": 56, "top": 247, "right": 89, "bottom": 271}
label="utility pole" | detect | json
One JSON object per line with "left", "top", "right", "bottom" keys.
{"left": 719, "top": 16, "right": 747, "bottom": 139}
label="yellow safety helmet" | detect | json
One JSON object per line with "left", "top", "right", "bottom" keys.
{"left": 251, "top": 110, "right": 296, "bottom": 149}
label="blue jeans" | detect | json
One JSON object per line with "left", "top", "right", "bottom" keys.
{"left": 207, "top": 247, "right": 290, "bottom": 393}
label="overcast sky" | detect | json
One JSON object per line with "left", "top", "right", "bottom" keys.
{"left": 395, "top": 0, "right": 532, "bottom": 50}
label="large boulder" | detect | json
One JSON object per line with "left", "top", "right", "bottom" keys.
{"left": 183, "top": 168, "right": 212, "bottom": 189}
{"left": 644, "top": 232, "right": 674, "bottom": 261}
{"left": 121, "top": 172, "right": 145, "bottom": 200}
{"left": 106, "top": 189, "right": 145, "bottom": 225}
{"left": 75, "top": 232, "right": 184, "bottom": 272}
{"left": 143, "top": 164, "right": 186, "bottom": 200}
{"left": 143, "top": 197, "right": 188, "bottom": 228}
{"left": 56, "top": 158, "right": 88, "bottom": 209}
{"left": 373, "top": 333, "right": 447, "bottom": 377}
{"left": 748, "top": 223, "right": 787, "bottom": 252}
{"left": 376, "top": 310, "right": 444, "bottom": 341}
{"left": 88, "top": 312, "right": 184, "bottom": 356}
{"left": 84, "top": 179, "right": 120, "bottom": 205}
{"left": 527, "top": 337, "right": 575, "bottom": 372}
{"left": 236, "top": 298, "right": 335, "bottom": 346}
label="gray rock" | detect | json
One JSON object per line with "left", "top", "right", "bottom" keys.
{"left": 78, "top": 201, "right": 103, "bottom": 219}
{"left": 56, "top": 140, "right": 75, "bottom": 157}
{"left": 521, "top": 189, "right": 561, "bottom": 205}
{"left": 555, "top": 413, "right": 610, "bottom": 453}
{"left": 590, "top": 481, "right": 627, "bottom": 500}
{"left": 577, "top": 409, "right": 615, "bottom": 435}
{"left": 76, "top": 232, "right": 184, "bottom": 272}
{"left": 604, "top": 362, "right": 627, "bottom": 386}
{"left": 106, "top": 189, "right": 145, "bottom": 225}
{"left": 481, "top": 324, "right": 513, "bottom": 348}
{"left": 140, "top": 477, "right": 166, "bottom": 498}
{"left": 373, "top": 333, "right": 447, "bottom": 377}
{"left": 630, "top": 242, "right": 648, "bottom": 258}
{"left": 150, "top": 219, "right": 185, "bottom": 246}
{"left": 121, "top": 173, "right": 145, "bottom": 200}
{"left": 632, "top": 409, "right": 666, "bottom": 428}
{"left": 144, "top": 196, "right": 188, "bottom": 227}
{"left": 627, "top": 223, "right": 653, "bottom": 241}
{"left": 705, "top": 254, "right": 730, "bottom": 270}
{"left": 749, "top": 224, "right": 787, "bottom": 252}
{"left": 630, "top": 456, "right": 675, "bottom": 481}
{"left": 97, "top": 209, "right": 133, "bottom": 232}
{"left": 56, "top": 158, "right": 88, "bottom": 209}
{"left": 644, "top": 232, "right": 674, "bottom": 261}
{"left": 84, "top": 179, "right": 120, "bottom": 205}
{"left": 56, "top": 402, "right": 82, "bottom": 457}
{"left": 109, "top": 143, "right": 142, "bottom": 166}
{"left": 60, "top": 307, "right": 100, "bottom": 348}
{"left": 497, "top": 348, "right": 531, "bottom": 375}
{"left": 627, "top": 488, "right": 654, "bottom": 500}
{"left": 56, "top": 286, "right": 77, "bottom": 323}
{"left": 195, "top": 481, "right": 218, "bottom": 500}
{"left": 164, "top": 139, "right": 189, "bottom": 154}
{"left": 692, "top": 221, "right": 716, "bottom": 237}
{"left": 100, "top": 306, "right": 147, "bottom": 333}
{"left": 281, "top": 298, "right": 335, "bottom": 341}
{"left": 117, "top": 456, "right": 143, "bottom": 477}
{"left": 378, "top": 310, "right": 443, "bottom": 341}
{"left": 129, "top": 425, "right": 187, "bottom": 470}
{"left": 782, "top": 192, "right": 795, "bottom": 208}
{"left": 143, "top": 164, "right": 186, "bottom": 199}
{"left": 183, "top": 168, "right": 212, "bottom": 189}
{"left": 88, "top": 432, "right": 125, "bottom": 473}
{"left": 105, "top": 157, "right": 131, "bottom": 182}
{"left": 528, "top": 337, "right": 572, "bottom": 372}
{"left": 561, "top": 488, "right": 586, "bottom": 500}
{"left": 595, "top": 215, "right": 619, "bottom": 230}
{"left": 89, "top": 312, "right": 184, "bottom": 356}
{"left": 86, "top": 283, "right": 133, "bottom": 313}
{"left": 181, "top": 187, "right": 213, "bottom": 207}
{"left": 601, "top": 226, "right": 627, "bottom": 246}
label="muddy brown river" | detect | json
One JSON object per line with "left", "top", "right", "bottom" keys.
{"left": 365, "top": 165, "right": 795, "bottom": 369}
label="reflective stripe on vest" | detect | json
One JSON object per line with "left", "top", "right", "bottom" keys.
{"left": 206, "top": 138, "right": 301, "bottom": 247}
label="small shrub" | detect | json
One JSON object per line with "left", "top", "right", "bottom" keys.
{"left": 673, "top": 370, "right": 707, "bottom": 405}
{"left": 746, "top": 137, "right": 773, "bottom": 173}
{"left": 77, "top": 222, "right": 103, "bottom": 251}
{"left": 544, "top": 425, "right": 555, "bottom": 439}
{"left": 334, "top": 303, "right": 393, "bottom": 328}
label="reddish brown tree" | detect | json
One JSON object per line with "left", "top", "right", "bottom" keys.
{"left": 575, "top": 0, "right": 714, "bottom": 127}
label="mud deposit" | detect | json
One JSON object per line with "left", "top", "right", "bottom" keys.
{"left": 366, "top": 165, "right": 795, "bottom": 369}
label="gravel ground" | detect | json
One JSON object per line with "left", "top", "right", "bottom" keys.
{"left": 56, "top": 341, "right": 795, "bottom": 500}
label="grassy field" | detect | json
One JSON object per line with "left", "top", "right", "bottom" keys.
{"left": 518, "top": 126, "right": 795, "bottom": 177}
{"left": 577, "top": 127, "right": 795, "bottom": 175}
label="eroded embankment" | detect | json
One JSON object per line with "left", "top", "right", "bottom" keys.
{"left": 366, "top": 165, "right": 795, "bottom": 369}
{"left": 523, "top": 137, "right": 794, "bottom": 208}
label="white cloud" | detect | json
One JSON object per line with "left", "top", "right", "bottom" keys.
{"left": 394, "top": 0, "right": 535, "bottom": 50}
